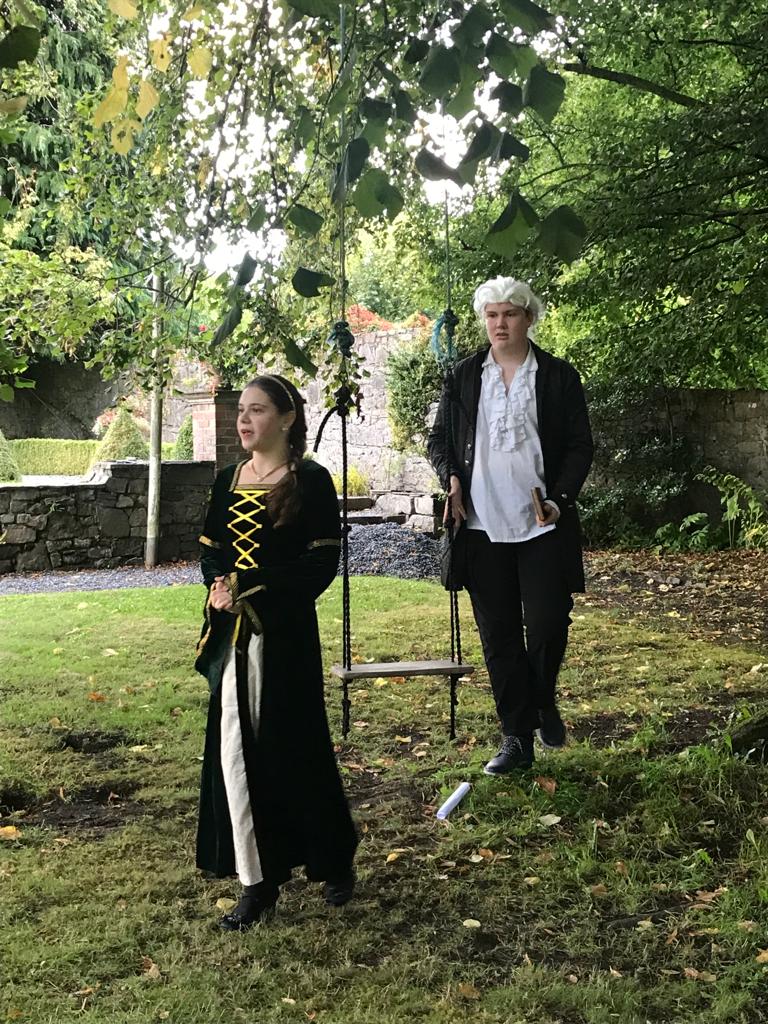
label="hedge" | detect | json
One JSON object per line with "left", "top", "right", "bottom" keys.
{"left": 0, "top": 427, "right": 21, "bottom": 482}
{"left": 10, "top": 438, "right": 100, "bottom": 476}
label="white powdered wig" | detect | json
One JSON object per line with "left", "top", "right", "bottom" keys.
{"left": 472, "top": 277, "right": 544, "bottom": 337}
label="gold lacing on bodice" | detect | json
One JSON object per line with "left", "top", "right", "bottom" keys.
{"left": 228, "top": 489, "right": 267, "bottom": 570}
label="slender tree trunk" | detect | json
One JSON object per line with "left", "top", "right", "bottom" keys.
{"left": 145, "top": 272, "right": 164, "bottom": 569}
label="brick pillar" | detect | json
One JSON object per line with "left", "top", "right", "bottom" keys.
{"left": 189, "top": 388, "right": 242, "bottom": 470}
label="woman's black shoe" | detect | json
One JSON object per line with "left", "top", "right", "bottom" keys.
{"left": 219, "top": 882, "right": 279, "bottom": 932}
{"left": 323, "top": 870, "right": 355, "bottom": 907}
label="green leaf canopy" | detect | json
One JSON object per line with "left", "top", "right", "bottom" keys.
{"left": 414, "top": 149, "right": 464, "bottom": 188}
{"left": 498, "top": 0, "right": 555, "bottom": 34}
{"left": 351, "top": 169, "right": 404, "bottom": 221}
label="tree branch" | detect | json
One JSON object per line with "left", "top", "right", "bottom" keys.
{"left": 561, "top": 61, "right": 704, "bottom": 108}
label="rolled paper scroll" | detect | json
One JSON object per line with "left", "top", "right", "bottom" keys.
{"left": 435, "top": 781, "right": 471, "bottom": 820}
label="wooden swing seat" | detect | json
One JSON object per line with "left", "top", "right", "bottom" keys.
{"left": 331, "top": 660, "right": 474, "bottom": 739}
{"left": 331, "top": 660, "right": 474, "bottom": 681}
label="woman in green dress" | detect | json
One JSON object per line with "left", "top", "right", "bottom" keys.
{"left": 194, "top": 374, "right": 357, "bottom": 931}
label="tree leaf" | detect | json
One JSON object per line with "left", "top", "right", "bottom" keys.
{"left": 414, "top": 148, "right": 463, "bottom": 187}
{"left": 150, "top": 37, "right": 171, "bottom": 73}
{"left": 497, "top": 131, "right": 530, "bottom": 161}
{"left": 523, "top": 64, "right": 565, "bottom": 122}
{"left": 485, "top": 193, "right": 539, "bottom": 257}
{"left": 0, "top": 96, "right": 28, "bottom": 116}
{"left": 418, "top": 44, "right": 462, "bottom": 99}
{"left": 182, "top": 5, "right": 205, "bottom": 20}
{"left": 445, "top": 77, "right": 477, "bottom": 120}
{"left": 295, "top": 105, "right": 316, "bottom": 146}
{"left": 360, "top": 97, "right": 391, "bottom": 124}
{"left": 234, "top": 253, "right": 258, "bottom": 287}
{"left": 0, "top": 26, "right": 40, "bottom": 70}
{"left": 331, "top": 137, "right": 370, "bottom": 203}
{"left": 453, "top": 3, "right": 495, "bottom": 50}
{"left": 286, "top": 204, "right": 324, "bottom": 237}
{"left": 491, "top": 80, "right": 523, "bottom": 115}
{"left": 135, "top": 79, "right": 159, "bottom": 120}
{"left": 498, "top": 0, "right": 555, "bottom": 34}
{"left": 108, "top": 0, "right": 139, "bottom": 18}
{"left": 394, "top": 89, "right": 416, "bottom": 124}
{"left": 111, "top": 118, "right": 141, "bottom": 155}
{"left": 537, "top": 205, "right": 586, "bottom": 263}
{"left": 247, "top": 203, "right": 266, "bottom": 232}
{"left": 93, "top": 86, "right": 128, "bottom": 128}
{"left": 284, "top": 0, "right": 338, "bottom": 18}
{"left": 327, "top": 78, "right": 353, "bottom": 118}
{"left": 291, "top": 267, "right": 335, "bottom": 297}
{"left": 403, "top": 38, "right": 429, "bottom": 64}
{"left": 188, "top": 45, "right": 212, "bottom": 78}
{"left": 458, "top": 122, "right": 501, "bottom": 184}
{"left": 282, "top": 337, "right": 317, "bottom": 376}
{"left": 212, "top": 302, "right": 242, "bottom": 346}
{"left": 352, "top": 168, "right": 403, "bottom": 221}
{"left": 486, "top": 33, "right": 519, "bottom": 79}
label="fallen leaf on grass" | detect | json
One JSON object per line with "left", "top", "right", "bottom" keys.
{"left": 72, "top": 986, "right": 96, "bottom": 997}
{"left": 538, "top": 814, "right": 561, "bottom": 827}
{"left": 524, "top": 876, "right": 541, "bottom": 886}
{"left": 567, "top": 974, "right": 578, "bottom": 983}
{"left": 462, "top": 919, "right": 481, "bottom": 928}
{"left": 469, "top": 854, "right": 484, "bottom": 863}
{"left": 394, "top": 735, "right": 412, "bottom": 744}
{"left": 386, "top": 848, "right": 410, "bottom": 863}
{"left": 684, "top": 967, "right": 717, "bottom": 982}
{"left": 141, "top": 956, "right": 161, "bottom": 980}
{"left": 534, "top": 776, "right": 557, "bottom": 796}
{"left": 590, "top": 884, "right": 608, "bottom": 897}
{"left": 216, "top": 898, "right": 236, "bottom": 911}
{"left": 128, "top": 745, "right": 149, "bottom": 753}
{"left": 636, "top": 920, "right": 654, "bottom": 931}
{"left": 534, "top": 850, "right": 555, "bottom": 864}
{"left": 457, "top": 982, "right": 480, "bottom": 999}
{"left": 609, "top": 967, "right": 623, "bottom": 978}
{"left": 281, "top": 997, "right": 296, "bottom": 1005}
{"left": 53, "top": 647, "right": 64, "bottom": 655}
{"left": 695, "top": 887, "right": 727, "bottom": 903}
{"left": 615, "top": 860, "right": 629, "bottom": 877}
{"left": 756, "top": 949, "right": 768, "bottom": 964}
{"left": 0, "top": 826, "right": 22, "bottom": 841}
{"left": 88, "top": 692, "right": 107, "bottom": 702}
{"left": 102, "top": 649, "right": 118, "bottom": 657}
{"left": 738, "top": 921, "right": 758, "bottom": 932}
{"left": 477, "top": 848, "right": 494, "bottom": 860}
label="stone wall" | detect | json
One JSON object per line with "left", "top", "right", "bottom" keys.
{"left": 304, "top": 329, "right": 439, "bottom": 495}
{"left": 0, "top": 460, "right": 214, "bottom": 573}
{"left": 0, "top": 358, "right": 124, "bottom": 440}
{"left": 664, "top": 389, "right": 768, "bottom": 491}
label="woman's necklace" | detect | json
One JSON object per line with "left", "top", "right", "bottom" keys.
{"left": 249, "top": 458, "right": 290, "bottom": 483}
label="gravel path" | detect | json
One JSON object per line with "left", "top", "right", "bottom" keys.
{"left": 0, "top": 524, "right": 441, "bottom": 596}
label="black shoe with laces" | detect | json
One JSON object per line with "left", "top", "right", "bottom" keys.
{"left": 323, "top": 869, "right": 355, "bottom": 907}
{"left": 483, "top": 734, "right": 534, "bottom": 775}
{"left": 537, "top": 706, "right": 567, "bottom": 749}
{"left": 219, "top": 882, "right": 279, "bottom": 932}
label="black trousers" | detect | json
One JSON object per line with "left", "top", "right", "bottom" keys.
{"left": 466, "top": 528, "right": 573, "bottom": 736}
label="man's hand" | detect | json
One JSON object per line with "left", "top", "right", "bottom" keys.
{"left": 536, "top": 501, "right": 561, "bottom": 527}
{"left": 443, "top": 474, "right": 467, "bottom": 528}
{"left": 210, "top": 575, "right": 236, "bottom": 612}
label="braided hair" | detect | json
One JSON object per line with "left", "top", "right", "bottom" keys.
{"left": 243, "top": 374, "right": 306, "bottom": 527}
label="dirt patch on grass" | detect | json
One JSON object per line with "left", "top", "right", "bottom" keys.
{"left": 571, "top": 704, "right": 737, "bottom": 750}
{"left": 16, "top": 780, "right": 147, "bottom": 834}
{"left": 57, "top": 729, "right": 135, "bottom": 754}
{"left": 584, "top": 549, "right": 768, "bottom": 648}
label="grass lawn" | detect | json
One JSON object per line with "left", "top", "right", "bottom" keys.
{"left": 1, "top": 577, "right": 768, "bottom": 1024}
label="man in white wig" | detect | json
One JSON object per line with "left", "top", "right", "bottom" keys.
{"left": 428, "top": 277, "right": 593, "bottom": 774}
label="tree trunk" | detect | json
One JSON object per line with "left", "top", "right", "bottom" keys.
{"left": 145, "top": 272, "right": 164, "bottom": 569}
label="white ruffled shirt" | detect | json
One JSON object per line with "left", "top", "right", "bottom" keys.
{"left": 466, "top": 345, "right": 556, "bottom": 543}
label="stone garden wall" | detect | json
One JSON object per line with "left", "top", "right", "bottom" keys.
{"left": 0, "top": 460, "right": 214, "bottom": 574}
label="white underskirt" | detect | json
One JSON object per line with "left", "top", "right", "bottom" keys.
{"left": 220, "top": 633, "right": 264, "bottom": 886}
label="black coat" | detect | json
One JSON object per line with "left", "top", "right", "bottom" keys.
{"left": 427, "top": 343, "right": 594, "bottom": 593}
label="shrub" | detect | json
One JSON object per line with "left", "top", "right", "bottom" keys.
{"left": 174, "top": 414, "right": 194, "bottom": 460}
{"left": 0, "top": 426, "right": 21, "bottom": 482}
{"left": 331, "top": 465, "right": 370, "bottom": 496}
{"left": 696, "top": 467, "right": 768, "bottom": 548}
{"left": 90, "top": 407, "right": 149, "bottom": 467}
{"left": 10, "top": 438, "right": 100, "bottom": 476}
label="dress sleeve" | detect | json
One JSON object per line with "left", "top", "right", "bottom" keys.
{"left": 229, "top": 464, "right": 341, "bottom": 603}
{"left": 199, "top": 471, "right": 230, "bottom": 588}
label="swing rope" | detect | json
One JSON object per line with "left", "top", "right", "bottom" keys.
{"left": 314, "top": 8, "right": 472, "bottom": 739}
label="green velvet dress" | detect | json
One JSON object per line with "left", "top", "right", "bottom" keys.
{"left": 194, "top": 458, "right": 357, "bottom": 884}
